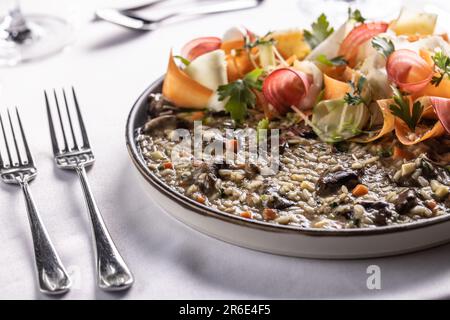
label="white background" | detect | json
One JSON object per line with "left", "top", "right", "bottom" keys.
{"left": 1, "top": 0, "right": 450, "bottom": 299}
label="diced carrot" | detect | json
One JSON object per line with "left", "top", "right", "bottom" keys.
{"left": 426, "top": 200, "right": 437, "bottom": 210}
{"left": 196, "top": 195, "right": 206, "bottom": 204}
{"left": 240, "top": 211, "right": 252, "bottom": 219}
{"left": 392, "top": 146, "right": 414, "bottom": 160}
{"left": 163, "top": 162, "right": 173, "bottom": 169}
{"left": 352, "top": 184, "right": 369, "bottom": 197}
{"left": 263, "top": 208, "right": 278, "bottom": 221}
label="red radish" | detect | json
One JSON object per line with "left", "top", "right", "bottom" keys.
{"left": 339, "top": 22, "right": 389, "bottom": 62}
{"left": 430, "top": 97, "right": 450, "bottom": 134}
{"left": 387, "top": 49, "right": 433, "bottom": 93}
{"left": 181, "top": 37, "right": 222, "bottom": 61}
{"left": 262, "top": 68, "right": 311, "bottom": 115}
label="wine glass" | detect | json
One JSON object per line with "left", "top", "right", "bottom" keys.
{"left": 0, "top": 0, "right": 73, "bottom": 66}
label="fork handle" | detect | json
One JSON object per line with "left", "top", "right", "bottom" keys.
{"left": 20, "top": 181, "right": 71, "bottom": 295}
{"left": 76, "top": 166, "right": 134, "bottom": 291}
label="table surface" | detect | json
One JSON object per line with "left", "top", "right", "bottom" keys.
{"left": 1, "top": 0, "right": 450, "bottom": 300}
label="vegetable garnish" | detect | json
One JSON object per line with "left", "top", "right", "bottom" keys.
{"left": 348, "top": 8, "right": 366, "bottom": 23}
{"left": 316, "top": 54, "right": 348, "bottom": 67}
{"left": 389, "top": 86, "right": 423, "bottom": 131}
{"left": 431, "top": 51, "right": 450, "bottom": 87}
{"left": 181, "top": 37, "right": 222, "bottom": 61}
{"left": 323, "top": 74, "right": 352, "bottom": 100}
{"left": 386, "top": 49, "right": 434, "bottom": 93}
{"left": 430, "top": 97, "right": 450, "bottom": 133}
{"left": 339, "top": 22, "right": 389, "bottom": 64}
{"left": 311, "top": 99, "right": 369, "bottom": 143}
{"left": 174, "top": 55, "right": 190, "bottom": 66}
{"left": 371, "top": 36, "right": 395, "bottom": 58}
{"left": 344, "top": 76, "right": 367, "bottom": 106}
{"left": 218, "top": 68, "right": 264, "bottom": 122}
{"left": 163, "top": 52, "right": 213, "bottom": 109}
{"left": 304, "top": 14, "right": 334, "bottom": 49}
{"left": 394, "top": 107, "right": 445, "bottom": 146}
{"left": 257, "top": 117, "right": 270, "bottom": 141}
{"left": 262, "top": 68, "right": 311, "bottom": 115}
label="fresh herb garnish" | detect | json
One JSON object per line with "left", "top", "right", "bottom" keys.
{"left": 371, "top": 37, "right": 395, "bottom": 58}
{"left": 304, "top": 13, "right": 334, "bottom": 49}
{"left": 174, "top": 55, "right": 190, "bottom": 66}
{"left": 316, "top": 54, "right": 348, "bottom": 66}
{"left": 218, "top": 68, "right": 264, "bottom": 122}
{"left": 344, "top": 76, "right": 367, "bottom": 106}
{"left": 389, "top": 86, "right": 423, "bottom": 131}
{"left": 348, "top": 8, "right": 366, "bottom": 23}
{"left": 431, "top": 51, "right": 450, "bottom": 87}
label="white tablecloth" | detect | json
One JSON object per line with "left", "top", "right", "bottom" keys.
{"left": 1, "top": 0, "right": 450, "bottom": 300}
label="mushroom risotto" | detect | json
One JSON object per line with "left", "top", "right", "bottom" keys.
{"left": 136, "top": 7, "right": 450, "bottom": 229}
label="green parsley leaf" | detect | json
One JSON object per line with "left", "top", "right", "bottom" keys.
{"left": 389, "top": 86, "right": 423, "bottom": 131}
{"left": 348, "top": 8, "right": 366, "bottom": 23}
{"left": 217, "top": 69, "right": 264, "bottom": 122}
{"left": 244, "top": 68, "right": 264, "bottom": 91}
{"left": 431, "top": 51, "right": 450, "bottom": 87}
{"left": 304, "top": 14, "right": 334, "bottom": 49}
{"left": 316, "top": 54, "right": 348, "bottom": 66}
{"left": 173, "top": 55, "right": 190, "bottom": 66}
{"left": 371, "top": 37, "right": 395, "bottom": 58}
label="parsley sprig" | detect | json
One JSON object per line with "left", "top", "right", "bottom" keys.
{"left": 344, "top": 76, "right": 367, "bottom": 106}
{"left": 389, "top": 86, "right": 423, "bottom": 131}
{"left": 431, "top": 51, "right": 450, "bottom": 87}
{"left": 218, "top": 69, "right": 264, "bottom": 123}
{"left": 371, "top": 37, "right": 395, "bottom": 58}
{"left": 304, "top": 14, "right": 334, "bottom": 49}
{"left": 348, "top": 8, "right": 366, "bottom": 23}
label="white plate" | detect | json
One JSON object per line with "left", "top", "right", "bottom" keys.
{"left": 126, "top": 78, "right": 450, "bottom": 259}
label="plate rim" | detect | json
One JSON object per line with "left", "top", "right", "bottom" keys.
{"left": 125, "top": 76, "right": 450, "bottom": 237}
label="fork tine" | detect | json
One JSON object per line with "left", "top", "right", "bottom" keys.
{"left": 7, "top": 109, "right": 22, "bottom": 165}
{"left": 72, "top": 87, "right": 90, "bottom": 149}
{"left": 0, "top": 112, "right": 13, "bottom": 167}
{"left": 45, "top": 91, "right": 61, "bottom": 156}
{"left": 16, "top": 107, "right": 33, "bottom": 165}
{"left": 53, "top": 89, "right": 69, "bottom": 152}
{"left": 63, "top": 88, "right": 78, "bottom": 150}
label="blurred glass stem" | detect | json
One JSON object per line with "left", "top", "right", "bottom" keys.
{"left": 0, "top": 0, "right": 31, "bottom": 43}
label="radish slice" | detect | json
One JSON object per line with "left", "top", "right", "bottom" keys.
{"left": 222, "top": 26, "right": 255, "bottom": 42}
{"left": 262, "top": 68, "right": 310, "bottom": 115}
{"left": 339, "top": 22, "right": 389, "bottom": 63}
{"left": 386, "top": 49, "right": 433, "bottom": 93}
{"left": 430, "top": 97, "right": 450, "bottom": 134}
{"left": 181, "top": 37, "right": 222, "bottom": 61}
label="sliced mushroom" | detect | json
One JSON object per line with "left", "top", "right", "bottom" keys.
{"left": 359, "top": 201, "right": 396, "bottom": 226}
{"left": 393, "top": 189, "right": 418, "bottom": 214}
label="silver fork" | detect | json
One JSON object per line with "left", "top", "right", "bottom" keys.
{"left": 45, "top": 88, "right": 134, "bottom": 291}
{"left": 0, "top": 108, "right": 71, "bottom": 295}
